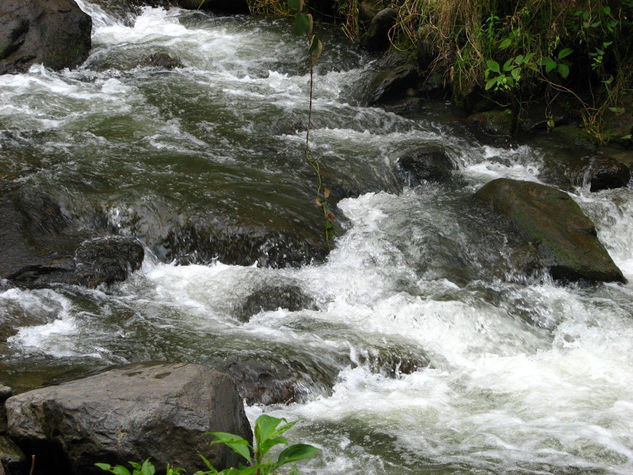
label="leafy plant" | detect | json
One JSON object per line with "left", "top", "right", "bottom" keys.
{"left": 95, "top": 415, "right": 319, "bottom": 475}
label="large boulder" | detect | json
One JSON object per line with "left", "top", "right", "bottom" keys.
{"left": 5, "top": 362, "right": 252, "bottom": 475}
{"left": 475, "top": 178, "right": 625, "bottom": 283}
{"left": 0, "top": 0, "right": 91, "bottom": 74}
{"left": 7, "top": 237, "right": 144, "bottom": 289}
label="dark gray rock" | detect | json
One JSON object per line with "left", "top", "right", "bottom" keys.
{"left": 139, "top": 52, "right": 183, "bottom": 69}
{"left": 5, "top": 362, "right": 252, "bottom": 475}
{"left": 396, "top": 146, "right": 455, "bottom": 185}
{"left": 573, "top": 155, "right": 631, "bottom": 192}
{"left": 466, "top": 110, "right": 514, "bottom": 136}
{"left": 7, "top": 237, "right": 144, "bottom": 289}
{"left": 361, "top": 8, "right": 397, "bottom": 51}
{"left": 235, "top": 285, "right": 316, "bottom": 322}
{"left": 0, "top": 0, "right": 91, "bottom": 75}
{"left": 218, "top": 356, "right": 335, "bottom": 406}
{"left": 159, "top": 224, "right": 328, "bottom": 268}
{"left": 366, "top": 54, "right": 420, "bottom": 106}
{"left": 475, "top": 178, "right": 625, "bottom": 283}
{"left": 0, "top": 184, "right": 80, "bottom": 280}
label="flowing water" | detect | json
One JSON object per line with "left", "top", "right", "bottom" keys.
{"left": 1, "top": 3, "right": 633, "bottom": 473}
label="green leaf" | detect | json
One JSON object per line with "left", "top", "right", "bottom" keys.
{"left": 608, "top": 106, "right": 625, "bottom": 113}
{"left": 255, "top": 415, "right": 283, "bottom": 449}
{"left": 260, "top": 436, "right": 289, "bottom": 456}
{"left": 486, "top": 60, "right": 500, "bottom": 73}
{"left": 557, "top": 63, "right": 570, "bottom": 78}
{"left": 209, "top": 432, "right": 251, "bottom": 463}
{"left": 95, "top": 465, "right": 131, "bottom": 475}
{"left": 511, "top": 67, "right": 521, "bottom": 81}
{"left": 287, "top": 0, "right": 303, "bottom": 13}
{"left": 485, "top": 77, "right": 498, "bottom": 90}
{"left": 292, "top": 12, "right": 310, "bottom": 36}
{"left": 557, "top": 48, "right": 573, "bottom": 60}
{"left": 140, "top": 459, "right": 155, "bottom": 475}
{"left": 275, "top": 444, "right": 320, "bottom": 469}
{"left": 543, "top": 56, "right": 557, "bottom": 73}
{"left": 502, "top": 58, "right": 514, "bottom": 72}
{"left": 499, "top": 38, "right": 512, "bottom": 49}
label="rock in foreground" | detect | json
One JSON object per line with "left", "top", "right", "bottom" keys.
{"left": 475, "top": 178, "right": 625, "bottom": 283}
{"left": 5, "top": 363, "right": 252, "bottom": 475}
{"left": 0, "top": 0, "right": 91, "bottom": 74}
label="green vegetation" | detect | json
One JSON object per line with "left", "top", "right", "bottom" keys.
{"left": 246, "top": 0, "right": 633, "bottom": 142}
{"left": 95, "top": 415, "right": 319, "bottom": 475}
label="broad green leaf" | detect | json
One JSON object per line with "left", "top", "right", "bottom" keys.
{"left": 95, "top": 466, "right": 131, "bottom": 475}
{"left": 557, "top": 63, "right": 570, "bottom": 78}
{"left": 485, "top": 77, "right": 498, "bottom": 90}
{"left": 543, "top": 56, "right": 557, "bottom": 73}
{"left": 511, "top": 67, "right": 521, "bottom": 81}
{"left": 557, "top": 48, "right": 573, "bottom": 59}
{"left": 524, "top": 52, "right": 535, "bottom": 63}
{"left": 209, "top": 432, "right": 251, "bottom": 463}
{"left": 609, "top": 106, "right": 625, "bottom": 113}
{"left": 499, "top": 38, "right": 512, "bottom": 49}
{"left": 502, "top": 58, "right": 514, "bottom": 71}
{"left": 292, "top": 13, "right": 310, "bottom": 36}
{"left": 486, "top": 60, "right": 500, "bottom": 73}
{"left": 255, "top": 415, "right": 284, "bottom": 448}
{"left": 140, "top": 459, "right": 156, "bottom": 475}
{"left": 275, "top": 444, "right": 320, "bottom": 468}
{"left": 260, "top": 436, "right": 289, "bottom": 456}
{"left": 287, "top": 0, "right": 303, "bottom": 13}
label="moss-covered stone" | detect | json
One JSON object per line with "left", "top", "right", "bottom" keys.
{"left": 475, "top": 178, "right": 625, "bottom": 283}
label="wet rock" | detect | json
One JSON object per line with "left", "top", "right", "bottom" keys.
{"left": 475, "top": 178, "right": 625, "bottom": 283}
{"left": 572, "top": 155, "right": 631, "bottom": 192}
{"left": 178, "top": 0, "right": 249, "bottom": 14}
{"left": 139, "top": 52, "right": 183, "bottom": 69}
{"left": 466, "top": 110, "right": 514, "bottom": 136}
{"left": 396, "top": 145, "right": 455, "bottom": 185}
{"left": 0, "top": 185, "right": 80, "bottom": 280}
{"left": 235, "top": 285, "right": 316, "bottom": 322}
{"left": 74, "top": 237, "right": 144, "bottom": 287}
{"left": 0, "top": 0, "right": 91, "bottom": 75}
{"left": 0, "top": 386, "right": 12, "bottom": 432}
{"left": 217, "top": 355, "right": 336, "bottom": 405}
{"left": 361, "top": 8, "right": 397, "bottom": 52}
{"left": 366, "top": 55, "right": 420, "bottom": 106}
{"left": 5, "top": 362, "right": 251, "bottom": 475}
{"left": 160, "top": 224, "right": 328, "bottom": 268}
{"left": 353, "top": 347, "right": 429, "bottom": 377}
{"left": 7, "top": 237, "right": 144, "bottom": 289}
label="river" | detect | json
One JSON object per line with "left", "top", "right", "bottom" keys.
{"left": 1, "top": 3, "right": 633, "bottom": 473}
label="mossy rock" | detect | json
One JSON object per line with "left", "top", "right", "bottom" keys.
{"left": 475, "top": 178, "right": 625, "bottom": 283}
{"left": 466, "top": 110, "right": 514, "bottom": 136}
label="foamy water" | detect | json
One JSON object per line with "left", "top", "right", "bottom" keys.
{"left": 1, "top": 2, "right": 633, "bottom": 473}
